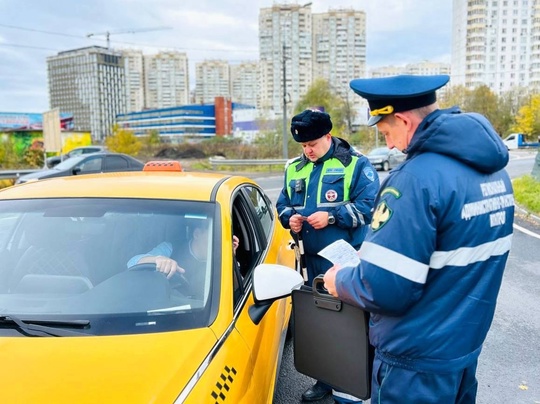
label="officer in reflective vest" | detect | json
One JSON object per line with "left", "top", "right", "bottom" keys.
{"left": 276, "top": 109, "right": 379, "bottom": 403}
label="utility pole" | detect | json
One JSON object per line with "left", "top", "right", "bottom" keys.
{"left": 280, "top": 2, "right": 312, "bottom": 160}
{"left": 282, "top": 42, "right": 288, "bottom": 160}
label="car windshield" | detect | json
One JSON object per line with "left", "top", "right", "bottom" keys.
{"left": 368, "top": 147, "right": 389, "bottom": 156}
{"left": 0, "top": 198, "right": 218, "bottom": 336}
{"left": 53, "top": 155, "right": 88, "bottom": 170}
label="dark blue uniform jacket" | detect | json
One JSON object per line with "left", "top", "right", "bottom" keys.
{"left": 336, "top": 107, "right": 514, "bottom": 373}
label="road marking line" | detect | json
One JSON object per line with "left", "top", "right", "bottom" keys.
{"left": 513, "top": 223, "right": 540, "bottom": 240}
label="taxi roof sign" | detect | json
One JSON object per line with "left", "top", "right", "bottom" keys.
{"left": 143, "top": 161, "right": 183, "bottom": 172}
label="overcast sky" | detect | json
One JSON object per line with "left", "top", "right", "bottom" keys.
{"left": 0, "top": 0, "right": 452, "bottom": 113}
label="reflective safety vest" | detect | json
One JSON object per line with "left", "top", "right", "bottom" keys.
{"left": 285, "top": 156, "right": 359, "bottom": 210}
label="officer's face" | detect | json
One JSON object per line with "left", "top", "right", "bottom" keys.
{"left": 377, "top": 113, "right": 413, "bottom": 152}
{"left": 300, "top": 133, "right": 332, "bottom": 162}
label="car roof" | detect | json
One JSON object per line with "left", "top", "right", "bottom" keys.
{"left": 58, "top": 151, "right": 141, "bottom": 164}
{"left": 2, "top": 170, "right": 254, "bottom": 202}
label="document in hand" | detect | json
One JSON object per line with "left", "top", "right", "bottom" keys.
{"left": 318, "top": 239, "right": 360, "bottom": 268}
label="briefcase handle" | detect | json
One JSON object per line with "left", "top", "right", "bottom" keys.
{"left": 312, "top": 275, "right": 342, "bottom": 312}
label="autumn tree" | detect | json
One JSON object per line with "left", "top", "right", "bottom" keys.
{"left": 440, "top": 85, "right": 515, "bottom": 136}
{"left": 512, "top": 94, "right": 540, "bottom": 140}
{"left": 104, "top": 125, "right": 142, "bottom": 156}
{"left": 294, "top": 78, "right": 350, "bottom": 139}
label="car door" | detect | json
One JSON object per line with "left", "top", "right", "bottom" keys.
{"left": 231, "top": 185, "right": 290, "bottom": 403}
{"left": 103, "top": 155, "right": 129, "bottom": 172}
{"left": 75, "top": 155, "right": 103, "bottom": 175}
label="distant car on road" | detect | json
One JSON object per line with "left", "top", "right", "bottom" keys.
{"left": 16, "top": 152, "right": 143, "bottom": 184}
{"left": 46, "top": 145, "right": 108, "bottom": 168}
{"left": 366, "top": 147, "right": 406, "bottom": 171}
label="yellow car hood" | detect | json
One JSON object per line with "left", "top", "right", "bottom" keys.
{"left": 0, "top": 328, "right": 217, "bottom": 403}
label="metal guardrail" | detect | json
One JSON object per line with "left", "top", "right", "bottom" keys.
{"left": 208, "top": 158, "right": 289, "bottom": 169}
{"left": 0, "top": 169, "right": 40, "bottom": 181}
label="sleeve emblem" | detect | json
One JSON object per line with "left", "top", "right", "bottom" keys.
{"left": 371, "top": 201, "right": 392, "bottom": 231}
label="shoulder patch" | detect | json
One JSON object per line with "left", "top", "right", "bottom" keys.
{"left": 371, "top": 201, "right": 392, "bottom": 231}
{"left": 363, "top": 166, "right": 375, "bottom": 182}
{"left": 380, "top": 187, "right": 402, "bottom": 199}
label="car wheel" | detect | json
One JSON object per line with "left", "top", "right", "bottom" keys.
{"left": 383, "top": 161, "right": 390, "bottom": 171}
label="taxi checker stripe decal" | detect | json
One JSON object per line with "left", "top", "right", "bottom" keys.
{"left": 211, "top": 366, "right": 237, "bottom": 403}
{"left": 359, "top": 234, "right": 512, "bottom": 284}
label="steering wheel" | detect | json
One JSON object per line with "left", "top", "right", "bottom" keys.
{"left": 128, "top": 263, "right": 191, "bottom": 291}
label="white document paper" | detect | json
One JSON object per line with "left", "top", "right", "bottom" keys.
{"left": 318, "top": 239, "right": 360, "bottom": 268}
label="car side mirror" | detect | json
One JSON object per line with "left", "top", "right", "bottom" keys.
{"left": 249, "top": 264, "right": 303, "bottom": 325}
{"left": 72, "top": 167, "right": 82, "bottom": 175}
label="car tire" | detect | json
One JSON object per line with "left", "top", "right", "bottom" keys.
{"left": 383, "top": 161, "right": 390, "bottom": 171}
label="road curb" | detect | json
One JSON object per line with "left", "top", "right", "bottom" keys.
{"left": 514, "top": 204, "right": 540, "bottom": 224}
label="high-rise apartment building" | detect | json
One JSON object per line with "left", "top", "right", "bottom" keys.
{"left": 144, "top": 51, "right": 190, "bottom": 109}
{"left": 452, "top": 0, "right": 540, "bottom": 94}
{"left": 194, "top": 60, "right": 231, "bottom": 104}
{"left": 259, "top": 3, "right": 313, "bottom": 115}
{"left": 47, "top": 46, "right": 126, "bottom": 141}
{"left": 231, "top": 62, "right": 260, "bottom": 107}
{"left": 312, "top": 8, "right": 367, "bottom": 109}
{"left": 122, "top": 49, "right": 145, "bottom": 113}
{"left": 369, "top": 61, "right": 451, "bottom": 98}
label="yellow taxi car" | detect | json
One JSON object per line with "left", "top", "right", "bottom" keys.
{"left": 0, "top": 162, "right": 299, "bottom": 403}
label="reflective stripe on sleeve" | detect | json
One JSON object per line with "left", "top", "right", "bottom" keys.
{"left": 359, "top": 241, "right": 430, "bottom": 284}
{"left": 360, "top": 234, "right": 513, "bottom": 284}
{"left": 429, "top": 234, "right": 512, "bottom": 269}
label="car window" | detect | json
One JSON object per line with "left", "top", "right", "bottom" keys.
{"left": 230, "top": 185, "right": 275, "bottom": 309}
{"left": 243, "top": 186, "right": 273, "bottom": 241}
{"left": 69, "top": 149, "right": 84, "bottom": 157}
{"left": 105, "top": 155, "right": 129, "bottom": 170}
{"left": 0, "top": 198, "right": 218, "bottom": 336}
{"left": 78, "top": 156, "right": 102, "bottom": 172}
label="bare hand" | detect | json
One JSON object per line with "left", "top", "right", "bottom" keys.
{"left": 323, "top": 265, "right": 340, "bottom": 297}
{"left": 289, "top": 214, "right": 304, "bottom": 233}
{"left": 306, "top": 211, "right": 331, "bottom": 229}
{"left": 233, "top": 235, "right": 239, "bottom": 253}
{"left": 154, "top": 256, "right": 185, "bottom": 279}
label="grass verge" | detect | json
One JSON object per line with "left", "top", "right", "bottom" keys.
{"left": 513, "top": 175, "right": 540, "bottom": 215}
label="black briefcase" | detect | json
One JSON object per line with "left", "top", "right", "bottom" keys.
{"left": 292, "top": 276, "right": 372, "bottom": 399}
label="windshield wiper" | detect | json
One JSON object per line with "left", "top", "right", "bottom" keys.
{"left": 0, "top": 315, "right": 90, "bottom": 337}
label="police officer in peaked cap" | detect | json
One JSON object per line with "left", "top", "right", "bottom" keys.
{"left": 276, "top": 108, "right": 379, "bottom": 403}
{"left": 323, "top": 75, "right": 514, "bottom": 403}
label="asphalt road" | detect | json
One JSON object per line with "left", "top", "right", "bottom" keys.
{"left": 255, "top": 150, "right": 540, "bottom": 404}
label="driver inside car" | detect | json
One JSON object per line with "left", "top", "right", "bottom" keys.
{"left": 127, "top": 220, "right": 239, "bottom": 298}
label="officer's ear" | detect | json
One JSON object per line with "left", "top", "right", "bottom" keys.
{"left": 393, "top": 112, "right": 414, "bottom": 131}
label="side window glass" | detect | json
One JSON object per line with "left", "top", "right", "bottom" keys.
{"left": 105, "top": 156, "right": 129, "bottom": 170}
{"left": 244, "top": 186, "right": 273, "bottom": 241}
{"left": 78, "top": 157, "right": 102, "bottom": 173}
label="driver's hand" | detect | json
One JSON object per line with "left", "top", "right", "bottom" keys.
{"left": 154, "top": 256, "right": 185, "bottom": 279}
